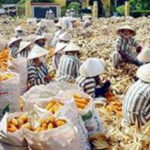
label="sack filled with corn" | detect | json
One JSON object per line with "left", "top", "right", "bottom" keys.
{"left": 22, "top": 82, "right": 80, "bottom": 112}
{"left": 8, "top": 58, "right": 28, "bottom": 95}
{"left": 0, "top": 72, "right": 20, "bottom": 117}
{"left": 33, "top": 98, "right": 90, "bottom": 150}
{"left": 23, "top": 115, "right": 82, "bottom": 150}
{"left": 0, "top": 112, "right": 29, "bottom": 150}
{"left": 58, "top": 90, "right": 105, "bottom": 136}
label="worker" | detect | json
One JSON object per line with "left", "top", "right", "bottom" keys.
{"left": 27, "top": 45, "right": 51, "bottom": 88}
{"left": 8, "top": 37, "right": 22, "bottom": 58}
{"left": 70, "top": 8, "right": 75, "bottom": 17}
{"left": 82, "top": 15, "right": 92, "bottom": 28}
{"left": 57, "top": 42, "right": 80, "bottom": 82}
{"left": 45, "top": 9, "right": 55, "bottom": 20}
{"left": 45, "top": 10, "right": 49, "bottom": 19}
{"left": 61, "top": 16, "right": 76, "bottom": 29}
{"left": 49, "top": 9, "right": 55, "bottom": 20}
{"left": 111, "top": 25, "right": 143, "bottom": 68}
{"left": 51, "top": 22, "right": 65, "bottom": 47}
{"left": 52, "top": 42, "right": 67, "bottom": 70}
{"left": 58, "top": 32, "right": 71, "bottom": 44}
{"left": 137, "top": 47, "right": 150, "bottom": 64}
{"left": 14, "top": 26, "right": 25, "bottom": 38}
{"left": 65, "top": 9, "right": 71, "bottom": 17}
{"left": 35, "top": 22, "right": 47, "bottom": 36}
{"left": 76, "top": 58, "right": 110, "bottom": 98}
{"left": 123, "top": 63, "right": 150, "bottom": 126}
{"left": 34, "top": 35, "right": 47, "bottom": 48}
{"left": 16, "top": 41, "right": 32, "bottom": 58}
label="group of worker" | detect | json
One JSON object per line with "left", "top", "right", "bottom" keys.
{"left": 7, "top": 11, "right": 150, "bottom": 127}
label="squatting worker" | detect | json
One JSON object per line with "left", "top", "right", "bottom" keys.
{"left": 27, "top": 45, "right": 51, "bottom": 88}
{"left": 111, "top": 25, "right": 143, "bottom": 68}
{"left": 8, "top": 37, "right": 22, "bottom": 58}
{"left": 16, "top": 41, "right": 32, "bottom": 58}
{"left": 34, "top": 35, "right": 47, "bottom": 48}
{"left": 58, "top": 32, "right": 71, "bottom": 44}
{"left": 57, "top": 42, "right": 80, "bottom": 82}
{"left": 123, "top": 63, "right": 150, "bottom": 126}
{"left": 52, "top": 42, "right": 67, "bottom": 71}
{"left": 82, "top": 15, "right": 92, "bottom": 29}
{"left": 137, "top": 47, "right": 150, "bottom": 64}
{"left": 14, "top": 26, "right": 25, "bottom": 38}
{"left": 76, "top": 58, "right": 110, "bottom": 98}
{"left": 51, "top": 22, "right": 65, "bottom": 47}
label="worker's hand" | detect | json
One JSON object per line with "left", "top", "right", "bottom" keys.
{"left": 44, "top": 75, "right": 52, "bottom": 82}
{"left": 136, "top": 46, "right": 142, "bottom": 53}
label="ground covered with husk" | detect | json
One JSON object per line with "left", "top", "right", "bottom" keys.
{"left": 1, "top": 16, "right": 150, "bottom": 150}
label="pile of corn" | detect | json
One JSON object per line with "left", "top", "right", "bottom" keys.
{"left": 0, "top": 49, "right": 9, "bottom": 71}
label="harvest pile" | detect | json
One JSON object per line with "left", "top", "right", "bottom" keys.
{"left": 45, "top": 100, "right": 64, "bottom": 114}
{"left": 7, "top": 114, "right": 66, "bottom": 133}
{"left": 7, "top": 114, "right": 31, "bottom": 132}
{"left": 1, "top": 16, "right": 150, "bottom": 149}
{"left": 0, "top": 49, "right": 9, "bottom": 71}
{"left": 70, "top": 17, "right": 150, "bottom": 95}
{"left": 36, "top": 116, "right": 66, "bottom": 132}
{"left": 73, "top": 94, "right": 90, "bottom": 109}
{"left": 0, "top": 72, "right": 15, "bottom": 81}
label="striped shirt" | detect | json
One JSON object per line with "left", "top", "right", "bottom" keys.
{"left": 116, "top": 36, "right": 139, "bottom": 55}
{"left": 27, "top": 62, "right": 49, "bottom": 87}
{"left": 51, "top": 30, "right": 64, "bottom": 47}
{"left": 123, "top": 79, "right": 150, "bottom": 125}
{"left": 57, "top": 55, "right": 80, "bottom": 82}
{"left": 83, "top": 19, "right": 91, "bottom": 28}
{"left": 76, "top": 76, "right": 97, "bottom": 97}
{"left": 9, "top": 46, "right": 18, "bottom": 58}
{"left": 52, "top": 54, "right": 61, "bottom": 70}
{"left": 17, "top": 50, "right": 30, "bottom": 58}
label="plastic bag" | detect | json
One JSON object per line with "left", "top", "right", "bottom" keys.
{"left": 25, "top": 96, "right": 90, "bottom": 150}
{"left": 23, "top": 114, "right": 81, "bottom": 150}
{"left": 0, "top": 72, "right": 20, "bottom": 117}
{"left": 56, "top": 103, "right": 91, "bottom": 150}
{"left": 0, "top": 113, "right": 28, "bottom": 150}
{"left": 58, "top": 90, "right": 105, "bottom": 136}
{"left": 8, "top": 58, "right": 28, "bottom": 94}
{"left": 22, "top": 82, "right": 80, "bottom": 111}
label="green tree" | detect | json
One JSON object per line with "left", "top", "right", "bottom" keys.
{"left": 68, "top": 2, "right": 81, "bottom": 13}
{"left": 31, "top": 0, "right": 54, "bottom": 2}
{"left": 129, "top": 0, "right": 150, "bottom": 10}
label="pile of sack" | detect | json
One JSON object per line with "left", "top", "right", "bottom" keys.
{"left": 0, "top": 82, "right": 105, "bottom": 150}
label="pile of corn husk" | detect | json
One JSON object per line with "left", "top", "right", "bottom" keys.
{"left": 1, "top": 16, "right": 150, "bottom": 150}
{"left": 70, "top": 17, "right": 150, "bottom": 95}
{"left": 90, "top": 94, "right": 150, "bottom": 150}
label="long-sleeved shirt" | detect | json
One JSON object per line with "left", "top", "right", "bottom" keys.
{"left": 76, "top": 76, "right": 97, "bottom": 97}
{"left": 52, "top": 54, "right": 61, "bottom": 70}
{"left": 83, "top": 19, "right": 91, "bottom": 28}
{"left": 116, "top": 36, "right": 139, "bottom": 53}
{"left": 17, "top": 49, "right": 30, "bottom": 58}
{"left": 60, "top": 17, "right": 73, "bottom": 29}
{"left": 27, "top": 62, "right": 49, "bottom": 87}
{"left": 9, "top": 46, "right": 18, "bottom": 58}
{"left": 51, "top": 30, "right": 64, "bottom": 47}
{"left": 123, "top": 79, "right": 150, "bottom": 125}
{"left": 57, "top": 55, "right": 80, "bottom": 82}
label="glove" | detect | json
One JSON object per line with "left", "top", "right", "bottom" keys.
{"left": 136, "top": 46, "right": 142, "bottom": 53}
{"left": 95, "top": 81, "right": 111, "bottom": 98}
